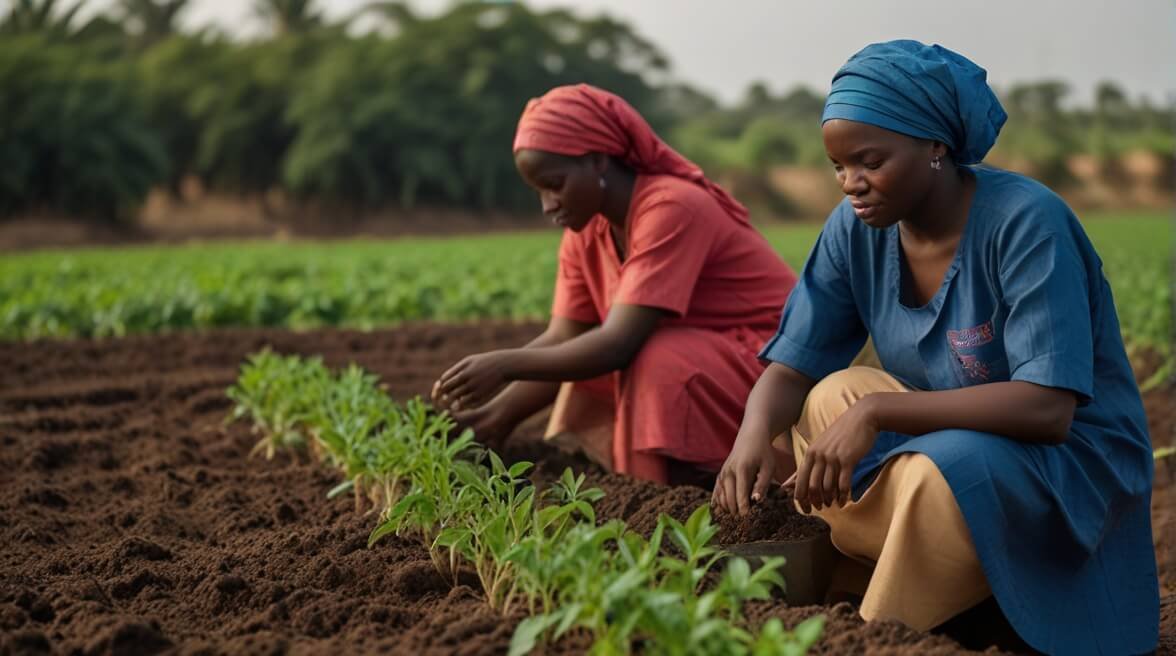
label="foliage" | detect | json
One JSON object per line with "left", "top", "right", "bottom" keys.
{"left": 2, "top": 214, "right": 1167, "bottom": 381}
{"left": 0, "top": 2, "right": 666, "bottom": 216}
{"left": 4, "top": 3, "right": 1168, "bottom": 220}
{"left": 282, "top": 3, "right": 663, "bottom": 210}
{"left": 0, "top": 0, "right": 88, "bottom": 40}
{"left": 0, "top": 35, "right": 167, "bottom": 221}
{"left": 226, "top": 354, "right": 827, "bottom": 654}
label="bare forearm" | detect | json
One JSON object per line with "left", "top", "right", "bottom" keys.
{"left": 508, "top": 329, "right": 634, "bottom": 381}
{"left": 486, "top": 380, "right": 561, "bottom": 428}
{"left": 506, "top": 305, "right": 663, "bottom": 382}
{"left": 739, "top": 364, "right": 815, "bottom": 446}
{"left": 861, "top": 381, "right": 1076, "bottom": 445}
{"left": 486, "top": 319, "right": 589, "bottom": 426}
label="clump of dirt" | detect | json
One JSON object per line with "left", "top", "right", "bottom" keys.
{"left": 714, "top": 492, "right": 829, "bottom": 545}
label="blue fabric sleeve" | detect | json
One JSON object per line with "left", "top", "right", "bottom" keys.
{"left": 999, "top": 223, "right": 1095, "bottom": 403}
{"left": 759, "top": 218, "right": 867, "bottom": 380}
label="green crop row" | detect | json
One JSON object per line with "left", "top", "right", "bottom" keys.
{"left": 2, "top": 213, "right": 1169, "bottom": 379}
{"left": 225, "top": 350, "right": 826, "bottom": 655}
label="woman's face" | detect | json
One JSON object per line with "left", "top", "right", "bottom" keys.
{"left": 514, "top": 149, "right": 606, "bottom": 232}
{"left": 821, "top": 119, "right": 944, "bottom": 229}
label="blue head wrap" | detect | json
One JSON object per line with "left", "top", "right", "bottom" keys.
{"left": 821, "top": 40, "right": 1007, "bottom": 165}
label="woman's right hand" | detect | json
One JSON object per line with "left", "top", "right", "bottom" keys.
{"left": 712, "top": 427, "right": 778, "bottom": 517}
{"left": 432, "top": 379, "right": 511, "bottom": 446}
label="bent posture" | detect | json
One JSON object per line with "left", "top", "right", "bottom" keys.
{"left": 713, "top": 41, "right": 1158, "bottom": 655}
{"left": 435, "top": 84, "right": 798, "bottom": 484}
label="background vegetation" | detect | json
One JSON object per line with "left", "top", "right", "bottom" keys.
{"left": 2, "top": 0, "right": 1172, "bottom": 223}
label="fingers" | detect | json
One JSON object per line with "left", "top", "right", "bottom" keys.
{"left": 711, "top": 473, "right": 725, "bottom": 510}
{"left": 838, "top": 465, "right": 853, "bottom": 507}
{"left": 436, "top": 359, "right": 470, "bottom": 396}
{"left": 443, "top": 375, "right": 486, "bottom": 411}
{"left": 821, "top": 461, "right": 838, "bottom": 509}
{"left": 722, "top": 469, "right": 738, "bottom": 516}
{"left": 735, "top": 464, "right": 753, "bottom": 516}
{"left": 794, "top": 455, "right": 813, "bottom": 514}
{"left": 807, "top": 456, "right": 826, "bottom": 514}
{"left": 751, "top": 464, "right": 773, "bottom": 506}
{"left": 431, "top": 381, "right": 457, "bottom": 413}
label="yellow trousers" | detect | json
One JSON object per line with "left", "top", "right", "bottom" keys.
{"left": 780, "top": 367, "right": 992, "bottom": 630}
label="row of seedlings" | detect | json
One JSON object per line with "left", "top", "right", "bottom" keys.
{"left": 226, "top": 349, "right": 826, "bottom": 655}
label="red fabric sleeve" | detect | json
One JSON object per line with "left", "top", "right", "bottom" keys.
{"left": 614, "top": 200, "right": 715, "bottom": 316}
{"left": 551, "top": 231, "right": 600, "bottom": 323}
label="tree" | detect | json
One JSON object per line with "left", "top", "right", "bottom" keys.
{"left": 0, "top": 35, "right": 167, "bottom": 221}
{"left": 998, "top": 81, "right": 1079, "bottom": 186}
{"left": 253, "top": 0, "right": 322, "bottom": 37}
{"left": 283, "top": 3, "right": 666, "bottom": 211}
{"left": 0, "top": 0, "right": 87, "bottom": 39}
{"left": 117, "top": 0, "right": 190, "bottom": 49}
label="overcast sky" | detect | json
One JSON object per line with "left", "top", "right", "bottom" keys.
{"left": 77, "top": 0, "right": 1176, "bottom": 106}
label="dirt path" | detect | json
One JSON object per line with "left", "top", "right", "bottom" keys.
{"left": 0, "top": 324, "right": 1171, "bottom": 654}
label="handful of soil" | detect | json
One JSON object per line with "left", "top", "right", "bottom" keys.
{"left": 715, "top": 490, "right": 829, "bottom": 545}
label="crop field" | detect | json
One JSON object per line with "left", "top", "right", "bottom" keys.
{"left": 3, "top": 212, "right": 1168, "bottom": 370}
{"left": 0, "top": 212, "right": 1172, "bottom": 654}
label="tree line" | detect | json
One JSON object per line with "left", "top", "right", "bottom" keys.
{"left": 2, "top": 0, "right": 1171, "bottom": 222}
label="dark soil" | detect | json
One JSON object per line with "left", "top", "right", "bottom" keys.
{"left": 714, "top": 493, "right": 829, "bottom": 545}
{"left": 0, "top": 323, "right": 1171, "bottom": 655}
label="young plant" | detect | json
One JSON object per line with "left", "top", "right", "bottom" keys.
{"left": 225, "top": 349, "right": 329, "bottom": 459}
{"left": 508, "top": 520, "right": 635, "bottom": 656}
{"left": 368, "top": 406, "right": 481, "bottom": 580}
{"left": 506, "top": 468, "right": 606, "bottom": 615}
{"left": 437, "top": 451, "right": 537, "bottom": 612}
{"left": 311, "top": 364, "right": 396, "bottom": 512}
{"left": 746, "top": 616, "right": 826, "bottom": 656}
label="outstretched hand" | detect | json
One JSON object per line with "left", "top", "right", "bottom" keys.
{"left": 431, "top": 379, "right": 511, "bottom": 447}
{"left": 433, "top": 350, "right": 515, "bottom": 412}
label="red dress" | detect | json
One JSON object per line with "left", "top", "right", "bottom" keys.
{"left": 548, "top": 173, "right": 798, "bottom": 483}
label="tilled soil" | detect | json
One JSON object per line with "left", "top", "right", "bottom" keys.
{"left": 0, "top": 324, "right": 1171, "bottom": 655}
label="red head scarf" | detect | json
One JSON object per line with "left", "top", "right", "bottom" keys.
{"left": 512, "top": 84, "right": 749, "bottom": 225}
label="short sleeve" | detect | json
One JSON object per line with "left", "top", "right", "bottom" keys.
{"left": 614, "top": 200, "right": 715, "bottom": 316}
{"left": 999, "top": 226, "right": 1094, "bottom": 402}
{"left": 758, "top": 219, "right": 867, "bottom": 380}
{"left": 551, "top": 231, "right": 599, "bottom": 323}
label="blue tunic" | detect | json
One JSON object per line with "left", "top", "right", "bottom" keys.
{"left": 760, "top": 166, "right": 1158, "bottom": 655}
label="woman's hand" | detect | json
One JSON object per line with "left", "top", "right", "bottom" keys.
{"left": 452, "top": 402, "right": 512, "bottom": 448}
{"left": 792, "top": 397, "right": 880, "bottom": 513}
{"left": 434, "top": 350, "right": 517, "bottom": 411}
{"left": 712, "top": 427, "right": 779, "bottom": 517}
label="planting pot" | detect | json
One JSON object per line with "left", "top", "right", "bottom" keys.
{"left": 722, "top": 530, "right": 835, "bottom": 606}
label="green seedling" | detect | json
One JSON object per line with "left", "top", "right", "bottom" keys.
{"left": 225, "top": 349, "right": 329, "bottom": 459}
{"left": 311, "top": 364, "right": 394, "bottom": 512}
{"left": 747, "top": 616, "right": 826, "bottom": 656}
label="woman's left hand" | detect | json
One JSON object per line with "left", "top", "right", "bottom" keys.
{"left": 792, "top": 397, "right": 880, "bottom": 513}
{"left": 435, "top": 350, "right": 516, "bottom": 411}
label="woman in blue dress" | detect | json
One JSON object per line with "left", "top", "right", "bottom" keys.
{"left": 712, "top": 40, "right": 1158, "bottom": 655}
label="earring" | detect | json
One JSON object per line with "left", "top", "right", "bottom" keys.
{"left": 599, "top": 177, "right": 607, "bottom": 189}
{"left": 931, "top": 157, "right": 942, "bottom": 171}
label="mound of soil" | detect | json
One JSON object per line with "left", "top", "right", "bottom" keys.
{"left": 714, "top": 493, "right": 829, "bottom": 545}
{"left": 0, "top": 323, "right": 1171, "bottom": 655}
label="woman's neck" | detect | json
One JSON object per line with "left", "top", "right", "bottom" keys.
{"left": 901, "top": 167, "right": 975, "bottom": 245}
{"left": 600, "top": 165, "right": 637, "bottom": 229}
